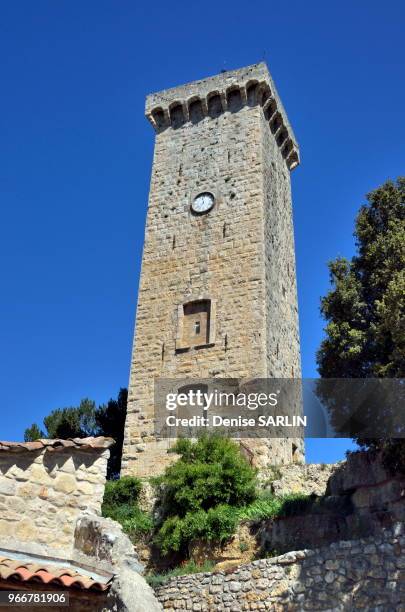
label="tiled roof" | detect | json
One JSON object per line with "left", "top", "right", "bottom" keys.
{"left": 0, "top": 556, "right": 113, "bottom": 591}
{"left": 0, "top": 437, "right": 114, "bottom": 453}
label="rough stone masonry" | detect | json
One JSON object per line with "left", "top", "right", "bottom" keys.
{"left": 123, "top": 63, "right": 304, "bottom": 478}
{"left": 0, "top": 438, "right": 162, "bottom": 611}
{"left": 155, "top": 525, "right": 405, "bottom": 611}
{"left": 0, "top": 438, "right": 111, "bottom": 558}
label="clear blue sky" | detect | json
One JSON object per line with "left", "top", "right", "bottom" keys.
{"left": 1, "top": 1, "right": 404, "bottom": 463}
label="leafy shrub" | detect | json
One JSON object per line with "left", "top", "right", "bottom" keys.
{"left": 158, "top": 435, "right": 257, "bottom": 518}
{"left": 154, "top": 434, "right": 257, "bottom": 555}
{"left": 155, "top": 504, "right": 239, "bottom": 555}
{"left": 102, "top": 476, "right": 152, "bottom": 539}
{"left": 102, "top": 502, "right": 153, "bottom": 537}
{"left": 103, "top": 476, "right": 142, "bottom": 506}
{"left": 202, "top": 504, "right": 239, "bottom": 541}
{"left": 278, "top": 493, "right": 316, "bottom": 518}
{"left": 146, "top": 560, "right": 215, "bottom": 588}
{"left": 237, "top": 492, "right": 315, "bottom": 522}
{"left": 154, "top": 516, "right": 182, "bottom": 554}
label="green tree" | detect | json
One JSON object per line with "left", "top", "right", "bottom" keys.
{"left": 95, "top": 388, "right": 128, "bottom": 479}
{"left": 43, "top": 399, "right": 98, "bottom": 439}
{"left": 317, "top": 178, "right": 404, "bottom": 379}
{"left": 24, "top": 389, "right": 127, "bottom": 479}
{"left": 24, "top": 423, "right": 45, "bottom": 441}
{"left": 317, "top": 178, "right": 405, "bottom": 461}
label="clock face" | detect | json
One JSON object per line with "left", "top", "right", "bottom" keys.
{"left": 191, "top": 192, "right": 215, "bottom": 214}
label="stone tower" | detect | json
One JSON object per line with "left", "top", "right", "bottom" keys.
{"left": 122, "top": 63, "right": 303, "bottom": 478}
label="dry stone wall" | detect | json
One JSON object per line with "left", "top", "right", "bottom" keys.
{"left": 0, "top": 442, "right": 110, "bottom": 558}
{"left": 155, "top": 525, "right": 405, "bottom": 611}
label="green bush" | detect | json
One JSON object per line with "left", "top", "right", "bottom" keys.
{"left": 158, "top": 435, "right": 257, "bottom": 518}
{"left": 103, "top": 476, "right": 142, "bottom": 506}
{"left": 101, "top": 476, "right": 152, "bottom": 539}
{"left": 154, "top": 434, "right": 257, "bottom": 555}
{"left": 279, "top": 493, "right": 316, "bottom": 517}
{"left": 102, "top": 502, "right": 153, "bottom": 537}
{"left": 155, "top": 504, "right": 239, "bottom": 555}
{"left": 237, "top": 492, "right": 315, "bottom": 522}
{"left": 202, "top": 504, "right": 238, "bottom": 541}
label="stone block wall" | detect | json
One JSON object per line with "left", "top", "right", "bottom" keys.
{"left": 123, "top": 63, "right": 304, "bottom": 478}
{"left": 155, "top": 525, "right": 404, "bottom": 611}
{"left": 0, "top": 438, "right": 112, "bottom": 558}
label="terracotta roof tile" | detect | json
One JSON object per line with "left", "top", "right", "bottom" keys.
{"left": 0, "top": 437, "right": 114, "bottom": 453}
{"left": 0, "top": 557, "right": 113, "bottom": 592}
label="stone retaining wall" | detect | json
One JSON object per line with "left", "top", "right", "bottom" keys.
{"left": 155, "top": 525, "right": 404, "bottom": 611}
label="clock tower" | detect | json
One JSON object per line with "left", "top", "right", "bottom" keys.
{"left": 122, "top": 63, "right": 303, "bottom": 477}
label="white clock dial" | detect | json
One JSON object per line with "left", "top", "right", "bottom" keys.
{"left": 191, "top": 192, "right": 215, "bottom": 214}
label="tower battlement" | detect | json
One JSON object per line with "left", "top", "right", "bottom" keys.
{"left": 145, "top": 63, "right": 299, "bottom": 171}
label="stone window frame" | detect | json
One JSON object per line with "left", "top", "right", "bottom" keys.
{"left": 175, "top": 297, "right": 216, "bottom": 352}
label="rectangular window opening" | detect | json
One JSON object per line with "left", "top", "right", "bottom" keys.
{"left": 176, "top": 298, "right": 215, "bottom": 351}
